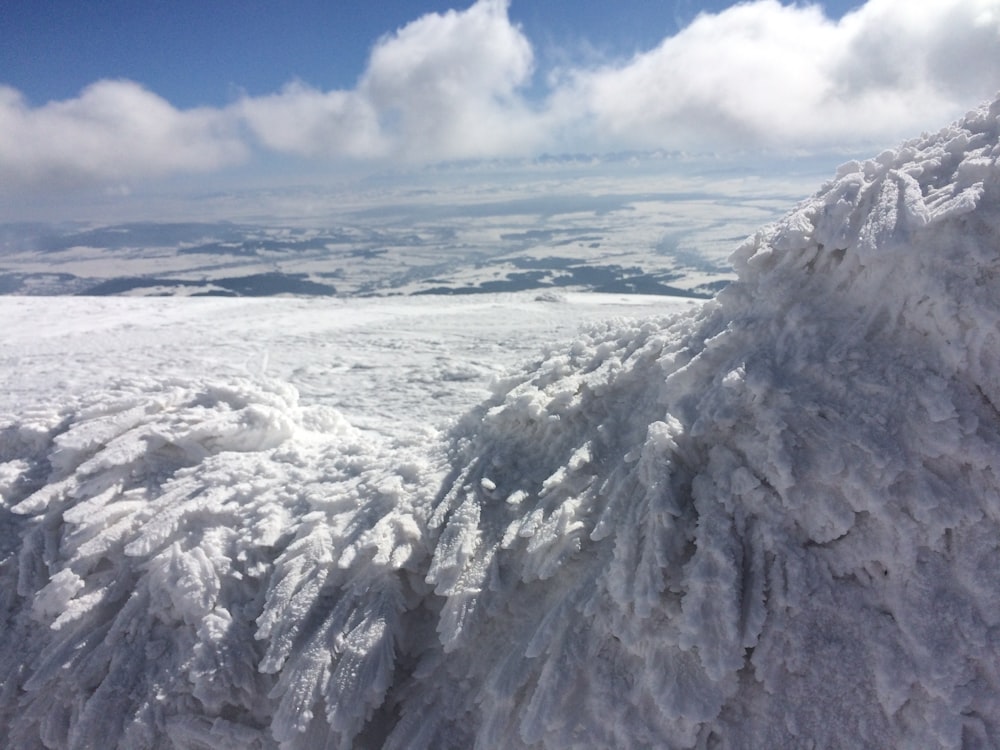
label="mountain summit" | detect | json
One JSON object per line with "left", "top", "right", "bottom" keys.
{"left": 2, "top": 96, "right": 999, "bottom": 749}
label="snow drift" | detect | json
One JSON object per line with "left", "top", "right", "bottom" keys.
{"left": 2, "top": 96, "right": 1000, "bottom": 749}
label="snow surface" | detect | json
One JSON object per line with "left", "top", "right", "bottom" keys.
{"left": 0, "top": 293, "right": 691, "bottom": 436}
{"left": 3, "top": 96, "right": 1000, "bottom": 748}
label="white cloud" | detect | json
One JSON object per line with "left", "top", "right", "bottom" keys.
{"left": 0, "top": 80, "right": 246, "bottom": 189}
{"left": 834, "top": 0, "right": 1000, "bottom": 101}
{"left": 1, "top": 0, "right": 999, "bottom": 196}
{"left": 558, "top": 0, "right": 1000, "bottom": 151}
{"left": 360, "top": 0, "right": 539, "bottom": 160}
{"left": 240, "top": 0, "right": 541, "bottom": 162}
{"left": 238, "top": 81, "right": 388, "bottom": 159}
{"left": 550, "top": 1, "right": 840, "bottom": 149}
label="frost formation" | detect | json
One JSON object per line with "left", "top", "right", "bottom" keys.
{"left": 2, "top": 97, "right": 1000, "bottom": 748}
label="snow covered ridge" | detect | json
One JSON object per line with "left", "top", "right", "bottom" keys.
{"left": 1, "top": 95, "right": 999, "bottom": 748}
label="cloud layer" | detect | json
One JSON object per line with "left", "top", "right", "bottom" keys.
{"left": 2, "top": 0, "right": 999, "bottom": 191}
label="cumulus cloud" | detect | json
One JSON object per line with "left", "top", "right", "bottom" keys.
{"left": 240, "top": 0, "right": 540, "bottom": 161}
{"left": 361, "top": 0, "right": 539, "bottom": 159}
{"left": 1, "top": 0, "right": 999, "bottom": 194}
{"left": 835, "top": 0, "right": 1000, "bottom": 94}
{"left": 0, "top": 80, "right": 246, "bottom": 189}
{"left": 559, "top": 0, "right": 1000, "bottom": 151}
{"left": 551, "top": 1, "right": 841, "bottom": 149}
{"left": 238, "top": 82, "right": 387, "bottom": 159}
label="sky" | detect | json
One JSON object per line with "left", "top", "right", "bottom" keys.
{"left": 1, "top": 0, "right": 999, "bottom": 219}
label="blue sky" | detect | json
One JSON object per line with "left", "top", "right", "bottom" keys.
{"left": 1, "top": 0, "right": 998, "bottom": 219}
{"left": 4, "top": 1, "right": 863, "bottom": 107}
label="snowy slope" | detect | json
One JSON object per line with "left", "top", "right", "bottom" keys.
{"left": 2, "top": 96, "right": 1000, "bottom": 748}
{"left": 0, "top": 293, "right": 692, "bottom": 436}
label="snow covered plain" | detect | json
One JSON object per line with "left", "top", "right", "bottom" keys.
{"left": 3, "top": 96, "right": 1000, "bottom": 748}
{"left": 0, "top": 153, "right": 827, "bottom": 299}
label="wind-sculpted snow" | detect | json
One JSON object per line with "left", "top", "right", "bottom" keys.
{"left": 408, "top": 97, "right": 1000, "bottom": 748}
{"left": 2, "top": 96, "right": 1000, "bottom": 748}
{"left": 0, "top": 378, "right": 444, "bottom": 749}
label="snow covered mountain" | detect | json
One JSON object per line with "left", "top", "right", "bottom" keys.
{"left": 2, "top": 96, "right": 1000, "bottom": 748}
